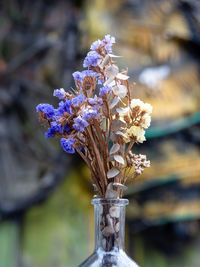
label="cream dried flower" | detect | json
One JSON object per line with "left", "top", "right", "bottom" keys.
{"left": 141, "top": 114, "right": 151, "bottom": 128}
{"left": 125, "top": 126, "right": 146, "bottom": 143}
{"left": 131, "top": 99, "right": 152, "bottom": 114}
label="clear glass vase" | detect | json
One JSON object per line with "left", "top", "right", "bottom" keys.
{"left": 78, "top": 198, "right": 140, "bottom": 267}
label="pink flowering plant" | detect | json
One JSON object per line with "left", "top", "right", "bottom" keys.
{"left": 36, "top": 35, "right": 151, "bottom": 198}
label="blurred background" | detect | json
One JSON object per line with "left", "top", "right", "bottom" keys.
{"left": 0, "top": 0, "right": 200, "bottom": 266}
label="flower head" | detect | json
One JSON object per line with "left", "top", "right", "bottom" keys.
{"left": 53, "top": 88, "right": 66, "bottom": 99}
{"left": 56, "top": 100, "right": 72, "bottom": 115}
{"left": 83, "top": 51, "right": 102, "bottom": 68}
{"left": 99, "top": 85, "right": 111, "bottom": 97}
{"left": 102, "top": 34, "right": 115, "bottom": 53}
{"left": 90, "top": 39, "right": 101, "bottom": 51}
{"left": 72, "top": 71, "right": 83, "bottom": 82}
{"left": 131, "top": 99, "right": 152, "bottom": 114}
{"left": 72, "top": 94, "right": 86, "bottom": 107}
{"left": 45, "top": 121, "right": 63, "bottom": 138}
{"left": 82, "top": 107, "right": 100, "bottom": 121}
{"left": 73, "top": 116, "right": 88, "bottom": 132}
{"left": 60, "top": 138, "right": 75, "bottom": 154}
{"left": 125, "top": 126, "right": 146, "bottom": 143}
{"left": 36, "top": 103, "right": 55, "bottom": 120}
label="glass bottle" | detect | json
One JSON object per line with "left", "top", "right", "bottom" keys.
{"left": 78, "top": 198, "right": 140, "bottom": 267}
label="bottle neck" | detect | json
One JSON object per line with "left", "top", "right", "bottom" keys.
{"left": 92, "top": 198, "right": 128, "bottom": 252}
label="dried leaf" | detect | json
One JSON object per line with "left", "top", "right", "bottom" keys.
{"left": 109, "top": 206, "right": 120, "bottom": 218}
{"left": 105, "top": 183, "right": 119, "bottom": 198}
{"left": 104, "top": 76, "right": 115, "bottom": 86}
{"left": 107, "top": 167, "right": 120, "bottom": 178}
{"left": 116, "top": 73, "right": 130, "bottom": 80}
{"left": 108, "top": 54, "right": 122, "bottom": 58}
{"left": 113, "top": 84, "right": 127, "bottom": 98}
{"left": 93, "top": 184, "right": 98, "bottom": 191}
{"left": 107, "top": 155, "right": 114, "bottom": 162}
{"left": 110, "top": 143, "right": 120, "bottom": 154}
{"left": 102, "top": 225, "right": 115, "bottom": 236}
{"left": 105, "top": 64, "right": 119, "bottom": 77}
{"left": 110, "top": 133, "right": 117, "bottom": 142}
{"left": 99, "top": 54, "right": 110, "bottom": 68}
{"left": 115, "top": 131, "right": 127, "bottom": 138}
{"left": 108, "top": 80, "right": 116, "bottom": 87}
{"left": 113, "top": 183, "right": 128, "bottom": 190}
{"left": 110, "top": 96, "right": 119, "bottom": 109}
{"left": 116, "top": 107, "right": 129, "bottom": 114}
{"left": 114, "top": 155, "right": 125, "bottom": 165}
{"left": 112, "top": 119, "right": 126, "bottom": 132}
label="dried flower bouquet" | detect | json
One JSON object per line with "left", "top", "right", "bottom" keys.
{"left": 36, "top": 34, "right": 152, "bottom": 199}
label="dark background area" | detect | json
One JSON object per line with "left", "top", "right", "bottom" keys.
{"left": 0, "top": 0, "right": 200, "bottom": 266}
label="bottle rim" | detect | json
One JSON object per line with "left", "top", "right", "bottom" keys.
{"left": 91, "top": 198, "right": 129, "bottom": 206}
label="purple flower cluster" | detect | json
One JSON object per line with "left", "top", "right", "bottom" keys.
{"left": 36, "top": 104, "right": 56, "bottom": 120}
{"left": 73, "top": 70, "right": 98, "bottom": 82}
{"left": 90, "top": 34, "right": 115, "bottom": 54}
{"left": 60, "top": 138, "right": 75, "bottom": 154}
{"left": 102, "top": 34, "right": 115, "bottom": 53}
{"left": 53, "top": 88, "right": 66, "bottom": 99}
{"left": 56, "top": 100, "right": 72, "bottom": 116}
{"left": 72, "top": 94, "right": 86, "bottom": 107}
{"left": 90, "top": 39, "right": 101, "bottom": 51}
{"left": 36, "top": 35, "right": 115, "bottom": 154}
{"left": 73, "top": 116, "right": 89, "bottom": 132}
{"left": 83, "top": 51, "right": 102, "bottom": 68}
{"left": 88, "top": 95, "right": 103, "bottom": 106}
{"left": 99, "top": 85, "right": 112, "bottom": 97}
{"left": 45, "top": 121, "right": 71, "bottom": 138}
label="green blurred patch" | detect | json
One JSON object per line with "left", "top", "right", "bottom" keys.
{"left": 0, "top": 222, "right": 19, "bottom": 267}
{"left": 22, "top": 167, "right": 93, "bottom": 267}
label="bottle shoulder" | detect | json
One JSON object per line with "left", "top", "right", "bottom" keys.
{"left": 78, "top": 249, "right": 140, "bottom": 267}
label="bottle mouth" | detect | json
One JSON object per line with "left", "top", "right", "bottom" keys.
{"left": 91, "top": 198, "right": 129, "bottom": 206}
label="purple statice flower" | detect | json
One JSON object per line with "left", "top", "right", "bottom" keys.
{"left": 73, "top": 115, "right": 88, "bottom": 132}
{"left": 88, "top": 95, "right": 103, "bottom": 106}
{"left": 90, "top": 39, "right": 101, "bottom": 51}
{"left": 72, "top": 94, "right": 86, "bottom": 107}
{"left": 36, "top": 103, "right": 55, "bottom": 120}
{"left": 60, "top": 138, "right": 75, "bottom": 154}
{"left": 99, "top": 85, "right": 112, "bottom": 97}
{"left": 45, "top": 121, "right": 63, "bottom": 138}
{"left": 73, "top": 70, "right": 98, "bottom": 83}
{"left": 83, "top": 51, "right": 102, "bottom": 68}
{"left": 56, "top": 100, "right": 72, "bottom": 115}
{"left": 82, "top": 108, "right": 98, "bottom": 121}
{"left": 72, "top": 71, "right": 83, "bottom": 82}
{"left": 53, "top": 88, "right": 66, "bottom": 99}
{"left": 81, "top": 70, "right": 98, "bottom": 78}
{"left": 63, "top": 124, "right": 71, "bottom": 134}
{"left": 102, "top": 34, "right": 115, "bottom": 53}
